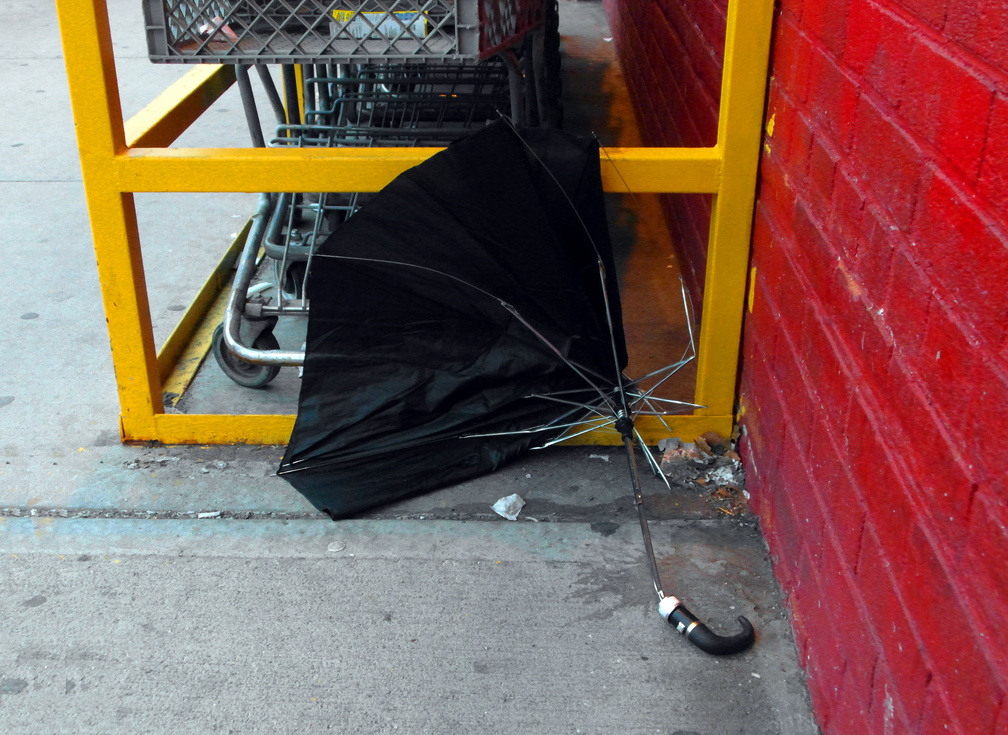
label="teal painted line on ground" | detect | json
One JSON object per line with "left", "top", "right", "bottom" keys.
{"left": 0, "top": 517, "right": 646, "bottom": 565}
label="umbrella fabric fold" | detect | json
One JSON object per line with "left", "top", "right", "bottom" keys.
{"left": 279, "top": 122, "right": 626, "bottom": 518}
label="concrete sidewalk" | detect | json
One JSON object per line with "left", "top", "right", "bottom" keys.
{"left": 0, "top": 0, "right": 818, "bottom": 732}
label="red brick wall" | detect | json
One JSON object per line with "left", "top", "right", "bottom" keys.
{"left": 604, "top": 0, "right": 1008, "bottom": 732}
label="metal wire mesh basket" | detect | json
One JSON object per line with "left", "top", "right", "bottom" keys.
{"left": 143, "top": 0, "right": 542, "bottom": 64}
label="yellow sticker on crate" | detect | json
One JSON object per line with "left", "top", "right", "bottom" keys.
{"left": 331, "top": 9, "right": 427, "bottom": 39}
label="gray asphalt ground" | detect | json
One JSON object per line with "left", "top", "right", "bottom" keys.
{"left": 1, "top": 0, "right": 819, "bottom": 732}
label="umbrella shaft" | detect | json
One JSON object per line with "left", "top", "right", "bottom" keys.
{"left": 623, "top": 435, "right": 665, "bottom": 600}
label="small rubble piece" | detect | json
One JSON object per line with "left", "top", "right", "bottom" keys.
{"left": 704, "top": 463, "right": 743, "bottom": 490}
{"left": 658, "top": 437, "right": 713, "bottom": 465}
{"left": 658, "top": 438, "right": 714, "bottom": 485}
{"left": 492, "top": 493, "right": 525, "bottom": 521}
{"left": 659, "top": 431, "right": 750, "bottom": 517}
{"left": 587, "top": 453, "right": 610, "bottom": 463}
{"left": 197, "top": 511, "right": 221, "bottom": 519}
{"left": 124, "top": 455, "right": 181, "bottom": 470}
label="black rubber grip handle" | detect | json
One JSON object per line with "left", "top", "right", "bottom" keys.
{"left": 668, "top": 605, "right": 755, "bottom": 656}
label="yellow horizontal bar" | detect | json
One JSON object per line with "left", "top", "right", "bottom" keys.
{"left": 560, "top": 415, "right": 735, "bottom": 447}
{"left": 137, "top": 412, "right": 731, "bottom": 446}
{"left": 125, "top": 65, "right": 236, "bottom": 149}
{"left": 600, "top": 146, "right": 722, "bottom": 193}
{"left": 111, "top": 146, "right": 722, "bottom": 194}
{"left": 149, "top": 413, "right": 296, "bottom": 445}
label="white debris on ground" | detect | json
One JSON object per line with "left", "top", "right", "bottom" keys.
{"left": 659, "top": 431, "right": 750, "bottom": 517}
{"left": 587, "top": 453, "right": 610, "bottom": 463}
{"left": 492, "top": 493, "right": 526, "bottom": 521}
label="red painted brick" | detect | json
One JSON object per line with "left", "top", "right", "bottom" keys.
{"left": 879, "top": 380, "right": 975, "bottom": 529}
{"left": 769, "top": 486, "right": 807, "bottom": 574}
{"left": 807, "top": 416, "right": 867, "bottom": 565}
{"left": 881, "top": 247, "right": 932, "bottom": 359}
{"left": 682, "top": 19, "right": 724, "bottom": 106}
{"left": 851, "top": 94, "right": 924, "bottom": 228}
{"left": 910, "top": 171, "right": 1008, "bottom": 352}
{"left": 856, "top": 529, "right": 932, "bottom": 725}
{"left": 743, "top": 281, "right": 783, "bottom": 375}
{"left": 954, "top": 493, "right": 1008, "bottom": 672}
{"left": 829, "top": 294, "right": 893, "bottom": 395}
{"left": 800, "top": 305, "right": 854, "bottom": 418}
{"left": 825, "top": 163, "right": 867, "bottom": 261}
{"left": 794, "top": 550, "right": 846, "bottom": 714}
{"left": 807, "top": 134, "right": 840, "bottom": 205}
{"left": 997, "top": 698, "right": 1008, "bottom": 735}
{"left": 740, "top": 344, "right": 787, "bottom": 481}
{"left": 943, "top": 3, "right": 1008, "bottom": 72}
{"left": 916, "top": 686, "right": 957, "bottom": 735}
{"left": 771, "top": 12, "right": 814, "bottom": 104}
{"left": 917, "top": 295, "right": 985, "bottom": 405}
{"left": 893, "top": 0, "right": 948, "bottom": 32}
{"left": 849, "top": 201, "right": 897, "bottom": 301}
{"left": 801, "top": 0, "right": 851, "bottom": 57}
{"left": 844, "top": 0, "right": 914, "bottom": 104}
{"left": 788, "top": 202, "right": 851, "bottom": 312}
{"left": 866, "top": 658, "right": 915, "bottom": 734}
{"left": 978, "top": 94, "right": 1008, "bottom": 224}
{"left": 901, "top": 524, "right": 1004, "bottom": 734}
{"left": 806, "top": 49, "right": 861, "bottom": 151}
{"left": 860, "top": 460, "right": 921, "bottom": 569}
{"left": 776, "top": 107, "right": 815, "bottom": 183}
{"left": 818, "top": 558, "right": 879, "bottom": 697}
{"left": 898, "top": 38, "right": 993, "bottom": 182}
{"left": 964, "top": 364, "right": 1008, "bottom": 479}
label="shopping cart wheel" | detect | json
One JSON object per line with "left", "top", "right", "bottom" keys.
{"left": 211, "top": 323, "right": 282, "bottom": 388}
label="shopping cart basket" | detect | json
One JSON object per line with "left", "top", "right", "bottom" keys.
{"left": 211, "top": 59, "right": 512, "bottom": 387}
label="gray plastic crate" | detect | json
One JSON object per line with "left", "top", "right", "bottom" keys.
{"left": 142, "top": 0, "right": 532, "bottom": 64}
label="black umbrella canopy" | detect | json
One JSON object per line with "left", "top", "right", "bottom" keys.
{"left": 277, "top": 121, "right": 757, "bottom": 657}
{"left": 278, "top": 122, "right": 627, "bottom": 518}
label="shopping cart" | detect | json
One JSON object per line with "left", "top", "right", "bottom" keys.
{"left": 210, "top": 58, "right": 514, "bottom": 387}
{"left": 143, "top": 0, "right": 561, "bottom": 387}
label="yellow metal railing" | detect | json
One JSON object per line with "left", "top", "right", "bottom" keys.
{"left": 54, "top": 0, "right": 773, "bottom": 445}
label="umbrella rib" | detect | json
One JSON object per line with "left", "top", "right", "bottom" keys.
{"left": 500, "top": 119, "right": 633, "bottom": 425}
{"left": 525, "top": 393, "right": 612, "bottom": 417}
{"left": 627, "top": 357, "right": 693, "bottom": 387}
{"left": 498, "top": 303, "right": 619, "bottom": 413}
{"left": 312, "top": 251, "right": 621, "bottom": 412}
{"left": 634, "top": 427, "right": 671, "bottom": 489}
{"left": 537, "top": 417, "right": 618, "bottom": 447}
{"left": 627, "top": 393, "right": 705, "bottom": 411}
{"left": 461, "top": 416, "right": 601, "bottom": 440}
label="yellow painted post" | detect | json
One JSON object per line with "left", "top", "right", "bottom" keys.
{"left": 55, "top": 0, "right": 163, "bottom": 440}
{"left": 693, "top": 0, "right": 774, "bottom": 422}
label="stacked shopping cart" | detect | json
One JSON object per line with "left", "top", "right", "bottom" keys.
{"left": 143, "top": 0, "right": 561, "bottom": 386}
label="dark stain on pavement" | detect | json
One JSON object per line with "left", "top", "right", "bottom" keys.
{"left": 0, "top": 678, "right": 28, "bottom": 694}
{"left": 590, "top": 521, "right": 620, "bottom": 536}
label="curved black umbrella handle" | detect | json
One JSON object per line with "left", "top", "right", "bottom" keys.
{"left": 659, "top": 597, "right": 755, "bottom": 656}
